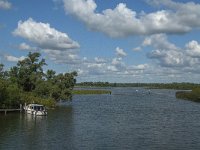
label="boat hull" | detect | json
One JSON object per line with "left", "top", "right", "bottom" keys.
{"left": 26, "top": 109, "right": 47, "bottom": 116}
{"left": 24, "top": 104, "right": 47, "bottom": 116}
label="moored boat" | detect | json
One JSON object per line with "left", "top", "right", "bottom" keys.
{"left": 24, "top": 104, "right": 47, "bottom": 116}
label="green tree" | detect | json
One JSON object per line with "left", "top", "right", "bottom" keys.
{"left": 14, "top": 52, "right": 46, "bottom": 91}
{"left": 46, "top": 69, "right": 56, "bottom": 80}
{"left": 49, "top": 71, "right": 77, "bottom": 101}
{"left": 0, "top": 52, "right": 78, "bottom": 108}
{"left": 0, "top": 63, "right": 7, "bottom": 79}
{"left": 0, "top": 79, "right": 8, "bottom": 108}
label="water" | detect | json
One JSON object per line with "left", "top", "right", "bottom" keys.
{"left": 1, "top": 88, "right": 200, "bottom": 150}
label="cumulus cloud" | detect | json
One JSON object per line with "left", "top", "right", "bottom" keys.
{"left": 115, "top": 47, "right": 127, "bottom": 57}
{"left": 13, "top": 18, "right": 80, "bottom": 65}
{"left": 43, "top": 49, "right": 80, "bottom": 64}
{"left": 186, "top": 40, "right": 200, "bottom": 57}
{"left": 75, "top": 46, "right": 152, "bottom": 82}
{"left": 18, "top": 43, "right": 38, "bottom": 51}
{"left": 63, "top": 0, "right": 200, "bottom": 37}
{"left": 4, "top": 55, "right": 26, "bottom": 62}
{"left": 76, "top": 42, "right": 200, "bottom": 82}
{"left": 143, "top": 34, "right": 177, "bottom": 50}
{"left": 144, "top": 34, "right": 200, "bottom": 69}
{"left": 13, "top": 18, "right": 80, "bottom": 50}
{"left": 94, "top": 57, "right": 107, "bottom": 64}
{"left": 129, "top": 64, "right": 149, "bottom": 70}
{"left": 0, "top": 0, "right": 11, "bottom": 10}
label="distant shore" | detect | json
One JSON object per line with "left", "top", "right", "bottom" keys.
{"left": 73, "top": 89, "right": 111, "bottom": 95}
{"left": 76, "top": 82, "right": 200, "bottom": 90}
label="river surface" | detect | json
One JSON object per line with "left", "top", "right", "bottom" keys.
{"left": 1, "top": 88, "right": 200, "bottom": 150}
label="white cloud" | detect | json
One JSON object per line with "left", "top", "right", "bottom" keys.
{"left": 107, "top": 65, "right": 118, "bottom": 72}
{"left": 13, "top": 18, "right": 80, "bottom": 65}
{"left": 74, "top": 37, "right": 200, "bottom": 82}
{"left": 115, "top": 47, "right": 127, "bottom": 57}
{"left": 63, "top": 0, "right": 200, "bottom": 37}
{"left": 18, "top": 43, "right": 37, "bottom": 51}
{"left": 143, "top": 34, "right": 177, "bottom": 50}
{"left": 186, "top": 40, "right": 200, "bottom": 57}
{"left": 144, "top": 34, "right": 200, "bottom": 69}
{"left": 133, "top": 47, "right": 142, "bottom": 51}
{"left": 13, "top": 18, "right": 80, "bottom": 50}
{"left": 43, "top": 49, "right": 81, "bottom": 64}
{"left": 4, "top": 55, "right": 26, "bottom": 62}
{"left": 75, "top": 42, "right": 200, "bottom": 83}
{"left": 94, "top": 57, "right": 107, "bottom": 63}
{"left": 0, "top": 0, "right": 11, "bottom": 10}
{"left": 129, "top": 64, "right": 149, "bottom": 70}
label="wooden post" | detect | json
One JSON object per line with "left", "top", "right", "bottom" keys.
{"left": 5, "top": 110, "right": 7, "bottom": 115}
{"left": 24, "top": 103, "right": 26, "bottom": 112}
{"left": 20, "top": 104, "right": 22, "bottom": 112}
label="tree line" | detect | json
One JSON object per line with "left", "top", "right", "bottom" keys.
{"left": 0, "top": 52, "right": 77, "bottom": 109}
{"left": 76, "top": 82, "right": 200, "bottom": 90}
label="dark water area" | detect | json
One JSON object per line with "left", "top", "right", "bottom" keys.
{"left": 1, "top": 88, "right": 200, "bottom": 150}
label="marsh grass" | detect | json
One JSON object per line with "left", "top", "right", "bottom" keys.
{"left": 73, "top": 90, "right": 111, "bottom": 95}
{"left": 176, "top": 88, "right": 200, "bottom": 102}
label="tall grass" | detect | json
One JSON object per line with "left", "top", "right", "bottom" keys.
{"left": 73, "top": 90, "right": 111, "bottom": 95}
{"left": 176, "top": 88, "right": 200, "bottom": 102}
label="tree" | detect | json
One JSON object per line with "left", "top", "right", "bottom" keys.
{"left": 0, "top": 52, "right": 78, "bottom": 108}
{"left": 46, "top": 69, "right": 56, "bottom": 80}
{"left": 0, "top": 79, "right": 8, "bottom": 108}
{"left": 15, "top": 52, "right": 46, "bottom": 91}
{"left": 0, "top": 64, "right": 6, "bottom": 79}
{"left": 48, "top": 71, "right": 77, "bottom": 101}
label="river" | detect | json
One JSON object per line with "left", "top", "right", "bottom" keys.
{"left": 1, "top": 87, "right": 200, "bottom": 150}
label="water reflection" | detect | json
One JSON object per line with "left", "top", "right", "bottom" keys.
{"left": 0, "top": 105, "right": 74, "bottom": 150}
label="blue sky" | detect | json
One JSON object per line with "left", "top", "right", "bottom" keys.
{"left": 1, "top": 0, "right": 200, "bottom": 83}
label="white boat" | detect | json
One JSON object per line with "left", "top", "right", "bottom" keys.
{"left": 24, "top": 104, "right": 47, "bottom": 116}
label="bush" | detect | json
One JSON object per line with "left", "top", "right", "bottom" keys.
{"left": 5, "top": 84, "right": 21, "bottom": 108}
{"left": 20, "top": 92, "right": 56, "bottom": 108}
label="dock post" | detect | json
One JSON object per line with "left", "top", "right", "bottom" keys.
{"left": 5, "top": 110, "right": 7, "bottom": 115}
{"left": 20, "top": 104, "right": 22, "bottom": 112}
{"left": 24, "top": 103, "right": 26, "bottom": 112}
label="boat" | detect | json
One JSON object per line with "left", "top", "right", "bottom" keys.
{"left": 24, "top": 104, "right": 47, "bottom": 116}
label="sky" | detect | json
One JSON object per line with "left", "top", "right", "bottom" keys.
{"left": 0, "top": 0, "right": 200, "bottom": 83}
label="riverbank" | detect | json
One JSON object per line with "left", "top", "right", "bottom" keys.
{"left": 73, "top": 89, "right": 111, "bottom": 95}
{"left": 176, "top": 88, "right": 200, "bottom": 102}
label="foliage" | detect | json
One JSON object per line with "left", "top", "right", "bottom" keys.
{"left": 13, "top": 52, "right": 46, "bottom": 92}
{"left": 0, "top": 79, "right": 9, "bottom": 108}
{"left": 0, "top": 52, "right": 77, "bottom": 109}
{"left": 20, "top": 92, "right": 55, "bottom": 108}
{"left": 5, "top": 83, "right": 21, "bottom": 108}
{"left": 73, "top": 90, "right": 111, "bottom": 95}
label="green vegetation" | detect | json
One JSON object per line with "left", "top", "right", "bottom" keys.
{"left": 176, "top": 88, "right": 200, "bottom": 102}
{"left": 73, "top": 90, "right": 111, "bottom": 95}
{"left": 76, "top": 82, "right": 200, "bottom": 90}
{"left": 0, "top": 52, "right": 77, "bottom": 109}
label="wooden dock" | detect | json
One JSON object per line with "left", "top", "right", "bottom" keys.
{"left": 0, "top": 104, "right": 23, "bottom": 115}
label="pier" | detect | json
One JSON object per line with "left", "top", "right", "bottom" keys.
{"left": 0, "top": 104, "right": 23, "bottom": 115}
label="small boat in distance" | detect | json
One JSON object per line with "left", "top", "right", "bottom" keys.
{"left": 24, "top": 104, "right": 47, "bottom": 116}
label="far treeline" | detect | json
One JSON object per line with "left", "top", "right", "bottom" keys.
{"left": 76, "top": 82, "right": 200, "bottom": 90}
{"left": 77, "top": 82, "right": 200, "bottom": 102}
{"left": 0, "top": 52, "right": 77, "bottom": 109}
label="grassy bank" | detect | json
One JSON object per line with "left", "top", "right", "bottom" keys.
{"left": 176, "top": 88, "right": 200, "bottom": 102}
{"left": 73, "top": 90, "right": 111, "bottom": 95}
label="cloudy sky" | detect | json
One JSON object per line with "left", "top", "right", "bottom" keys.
{"left": 0, "top": 0, "right": 200, "bottom": 83}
